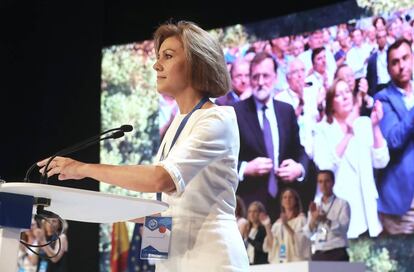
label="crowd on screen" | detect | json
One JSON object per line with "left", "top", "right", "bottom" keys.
{"left": 18, "top": 218, "right": 68, "bottom": 271}
{"left": 20, "top": 9, "right": 414, "bottom": 272}
{"left": 161, "top": 9, "right": 414, "bottom": 265}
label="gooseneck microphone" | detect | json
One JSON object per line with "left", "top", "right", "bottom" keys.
{"left": 24, "top": 125, "right": 133, "bottom": 183}
{"left": 40, "top": 130, "right": 126, "bottom": 184}
{"left": 52, "top": 124, "right": 133, "bottom": 157}
{"left": 119, "top": 124, "right": 133, "bottom": 132}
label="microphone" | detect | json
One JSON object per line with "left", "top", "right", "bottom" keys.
{"left": 120, "top": 125, "right": 133, "bottom": 132}
{"left": 305, "top": 82, "right": 313, "bottom": 87}
{"left": 40, "top": 130, "right": 127, "bottom": 184}
{"left": 56, "top": 124, "right": 133, "bottom": 155}
{"left": 24, "top": 125, "right": 133, "bottom": 183}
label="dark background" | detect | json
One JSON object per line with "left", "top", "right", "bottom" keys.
{"left": 1, "top": 0, "right": 352, "bottom": 271}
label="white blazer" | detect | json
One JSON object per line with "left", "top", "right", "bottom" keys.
{"left": 155, "top": 106, "right": 249, "bottom": 272}
{"left": 313, "top": 116, "right": 390, "bottom": 238}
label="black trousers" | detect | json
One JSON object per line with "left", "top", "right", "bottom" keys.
{"left": 312, "top": 247, "right": 349, "bottom": 261}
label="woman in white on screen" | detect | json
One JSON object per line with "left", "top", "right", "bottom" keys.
{"left": 313, "top": 78, "right": 389, "bottom": 239}
{"left": 38, "top": 20, "right": 249, "bottom": 272}
{"left": 262, "top": 188, "right": 311, "bottom": 263}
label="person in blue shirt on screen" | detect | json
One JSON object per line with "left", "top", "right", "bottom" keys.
{"left": 374, "top": 38, "right": 414, "bottom": 235}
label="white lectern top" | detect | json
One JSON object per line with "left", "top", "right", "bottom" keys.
{"left": 0, "top": 182, "right": 169, "bottom": 223}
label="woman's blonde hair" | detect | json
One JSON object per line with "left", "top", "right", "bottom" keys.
{"left": 153, "top": 20, "right": 231, "bottom": 98}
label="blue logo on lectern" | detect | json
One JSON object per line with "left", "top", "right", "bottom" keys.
{"left": 148, "top": 218, "right": 158, "bottom": 230}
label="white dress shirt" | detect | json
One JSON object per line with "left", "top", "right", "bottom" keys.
{"left": 346, "top": 43, "right": 372, "bottom": 78}
{"left": 376, "top": 48, "right": 390, "bottom": 85}
{"left": 238, "top": 97, "right": 279, "bottom": 180}
{"left": 394, "top": 81, "right": 414, "bottom": 110}
{"left": 298, "top": 47, "right": 337, "bottom": 87}
{"left": 303, "top": 195, "right": 350, "bottom": 252}
{"left": 239, "top": 97, "right": 305, "bottom": 181}
{"left": 253, "top": 97, "right": 280, "bottom": 167}
{"left": 275, "top": 86, "right": 319, "bottom": 158}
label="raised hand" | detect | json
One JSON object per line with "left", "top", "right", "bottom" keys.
{"left": 358, "top": 77, "right": 369, "bottom": 95}
{"left": 280, "top": 212, "right": 288, "bottom": 224}
{"left": 259, "top": 212, "right": 271, "bottom": 226}
{"left": 309, "top": 202, "right": 319, "bottom": 221}
{"left": 371, "top": 100, "right": 384, "bottom": 127}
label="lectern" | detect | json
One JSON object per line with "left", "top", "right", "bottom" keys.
{"left": 250, "top": 261, "right": 366, "bottom": 272}
{"left": 0, "top": 182, "right": 169, "bottom": 272}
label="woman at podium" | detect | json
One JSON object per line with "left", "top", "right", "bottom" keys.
{"left": 38, "top": 20, "right": 250, "bottom": 272}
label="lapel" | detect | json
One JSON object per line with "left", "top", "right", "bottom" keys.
{"left": 372, "top": 52, "right": 378, "bottom": 76}
{"left": 227, "top": 91, "right": 236, "bottom": 105}
{"left": 246, "top": 97, "right": 267, "bottom": 154}
{"left": 332, "top": 119, "right": 358, "bottom": 172}
{"left": 273, "top": 100, "right": 284, "bottom": 159}
{"left": 387, "top": 84, "right": 409, "bottom": 120}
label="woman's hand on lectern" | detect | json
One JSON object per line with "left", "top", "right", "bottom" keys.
{"left": 37, "top": 156, "right": 86, "bottom": 180}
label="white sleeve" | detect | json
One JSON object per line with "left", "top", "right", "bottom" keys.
{"left": 328, "top": 200, "right": 350, "bottom": 236}
{"left": 263, "top": 222, "right": 278, "bottom": 253}
{"left": 302, "top": 211, "right": 315, "bottom": 239}
{"left": 157, "top": 109, "right": 237, "bottom": 196}
{"left": 367, "top": 121, "right": 390, "bottom": 169}
{"left": 359, "top": 117, "right": 390, "bottom": 169}
{"left": 313, "top": 123, "right": 341, "bottom": 171}
{"left": 238, "top": 161, "right": 248, "bottom": 181}
{"left": 293, "top": 214, "right": 311, "bottom": 260}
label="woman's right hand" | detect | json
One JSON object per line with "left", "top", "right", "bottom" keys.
{"left": 259, "top": 212, "right": 271, "bottom": 226}
{"left": 280, "top": 212, "right": 290, "bottom": 224}
{"left": 371, "top": 100, "right": 384, "bottom": 127}
{"left": 309, "top": 202, "right": 319, "bottom": 221}
{"left": 37, "top": 156, "right": 87, "bottom": 180}
{"left": 309, "top": 202, "right": 320, "bottom": 230}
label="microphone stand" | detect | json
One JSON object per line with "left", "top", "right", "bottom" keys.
{"left": 24, "top": 125, "right": 132, "bottom": 183}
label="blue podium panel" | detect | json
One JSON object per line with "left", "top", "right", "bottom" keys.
{"left": 0, "top": 192, "right": 34, "bottom": 229}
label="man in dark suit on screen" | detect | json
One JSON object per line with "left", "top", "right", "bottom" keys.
{"left": 216, "top": 57, "right": 251, "bottom": 106}
{"left": 234, "top": 51, "right": 309, "bottom": 222}
{"left": 367, "top": 28, "right": 390, "bottom": 96}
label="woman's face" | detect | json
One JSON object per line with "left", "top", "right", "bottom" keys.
{"left": 247, "top": 204, "right": 261, "bottom": 223}
{"left": 153, "top": 36, "right": 191, "bottom": 97}
{"left": 333, "top": 80, "right": 354, "bottom": 118}
{"left": 281, "top": 190, "right": 296, "bottom": 211}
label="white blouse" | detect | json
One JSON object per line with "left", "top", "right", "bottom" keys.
{"left": 155, "top": 106, "right": 249, "bottom": 272}
{"left": 263, "top": 214, "right": 311, "bottom": 263}
{"left": 313, "top": 116, "right": 390, "bottom": 238}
